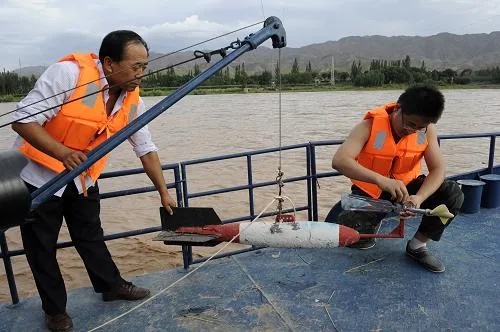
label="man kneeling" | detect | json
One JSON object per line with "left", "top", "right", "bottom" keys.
{"left": 326, "top": 84, "right": 463, "bottom": 273}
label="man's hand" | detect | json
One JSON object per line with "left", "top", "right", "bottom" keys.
{"left": 139, "top": 151, "right": 176, "bottom": 215}
{"left": 58, "top": 148, "right": 87, "bottom": 170}
{"left": 160, "top": 192, "right": 177, "bottom": 215}
{"left": 400, "top": 194, "right": 424, "bottom": 219}
{"left": 377, "top": 177, "right": 409, "bottom": 203}
{"left": 405, "top": 194, "right": 424, "bottom": 209}
{"left": 12, "top": 122, "right": 87, "bottom": 170}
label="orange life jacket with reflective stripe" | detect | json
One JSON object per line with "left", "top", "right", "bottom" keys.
{"left": 19, "top": 53, "right": 140, "bottom": 182}
{"left": 352, "top": 102, "right": 428, "bottom": 198}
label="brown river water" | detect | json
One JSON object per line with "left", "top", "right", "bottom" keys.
{"left": 1, "top": 89, "right": 499, "bottom": 302}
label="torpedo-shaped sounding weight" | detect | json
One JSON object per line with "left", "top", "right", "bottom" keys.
{"left": 176, "top": 221, "right": 360, "bottom": 248}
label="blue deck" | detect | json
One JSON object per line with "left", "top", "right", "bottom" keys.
{"left": 1, "top": 207, "right": 499, "bottom": 331}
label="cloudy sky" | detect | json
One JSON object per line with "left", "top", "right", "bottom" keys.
{"left": 2, "top": 0, "right": 500, "bottom": 70}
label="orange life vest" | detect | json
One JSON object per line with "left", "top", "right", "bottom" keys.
{"left": 19, "top": 53, "right": 140, "bottom": 183}
{"left": 352, "top": 102, "right": 428, "bottom": 198}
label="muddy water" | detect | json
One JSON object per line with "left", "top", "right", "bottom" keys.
{"left": 1, "top": 89, "right": 499, "bottom": 302}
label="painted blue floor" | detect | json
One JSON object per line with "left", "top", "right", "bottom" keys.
{"left": 1, "top": 207, "right": 499, "bottom": 331}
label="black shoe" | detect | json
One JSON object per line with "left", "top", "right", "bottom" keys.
{"left": 102, "top": 281, "right": 151, "bottom": 302}
{"left": 347, "top": 237, "right": 376, "bottom": 249}
{"left": 45, "top": 312, "right": 73, "bottom": 332}
{"left": 406, "top": 241, "right": 445, "bottom": 273}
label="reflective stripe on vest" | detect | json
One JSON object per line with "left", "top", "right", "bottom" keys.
{"left": 19, "top": 52, "right": 140, "bottom": 181}
{"left": 352, "top": 103, "right": 428, "bottom": 198}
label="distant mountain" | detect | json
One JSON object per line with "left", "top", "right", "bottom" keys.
{"left": 14, "top": 32, "right": 500, "bottom": 77}
{"left": 12, "top": 66, "right": 48, "bottom": 77}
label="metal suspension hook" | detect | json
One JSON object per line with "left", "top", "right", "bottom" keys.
{"left": 271, "top": 169, "right": 285, "bottom": 234}
{"left": 193, "top": 45, "right": 235, "bottom": 63}
{"left": 272, "top": 168, "right": 298, "bottom": 230}
{"left": 275, "top": 169, "right": 284, "bottom": 194}
{"left": 274, "top": 169, "right": 285, "bottom": 218}
{"left": 230, "top": 39, "right": 242, "bottom": 49}
{"left": 193, "top": 50, "right": 211, "bottom": 63}
{"left": 270, "top": 193, "right": 299, "bottom": 234}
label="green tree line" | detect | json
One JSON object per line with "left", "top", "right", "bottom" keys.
{"left": 0, "top": 71, "right": 37, "bottom": 96}
{"left": 3, "top": 55, "right": 500, "bottom": 98}
{"left": 139, "top": 56, "right": 500, "bottom": 89}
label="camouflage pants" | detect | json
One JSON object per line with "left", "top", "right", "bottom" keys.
{"left": 325, "top": 175, "right": 464, "bottom": 241}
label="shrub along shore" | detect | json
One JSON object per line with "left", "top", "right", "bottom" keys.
{"left": 1, "top": 82, "right": 498, "bottom": 104}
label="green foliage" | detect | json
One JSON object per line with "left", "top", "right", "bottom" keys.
{"left": 283, "top": 72, "right": 314, "bottom": 84}
{"left": 454, "top": 76, "right": 471, "bottom": 84}
{"left": 440, "top": 68, "right": 457, "bottom": 83}
{"left": 382, "top": 66, "right": 411, "bottom": 84}
{"left": 0, "top": 94, "right": 18, "bottom": 102}
{"left": 491, "top": 66, "right": 500, "bottom": 83}
{"left": 411, "top": 71, "right": 427, "bottom": 83}
{"left": 354, "top": 70, "right": 384, "bottom": 87}
{"left": 402, "top": 55, "right": 411, "bottom": 69}
{"left": 306, "top": 61, "right": 312, "bottom": 73}
{"left": 258, "top": 70, "right": 272, "bottom": 85}
{"left": 240, "top": 62, "right": 248, "bottom": 86}
{"left": 0, "top": 70, "right": 35, "bottom": 95}
{"left": 274, "top": 60, "right": 280, "bottom": 80}
{"left": 193, "top": 63, "right": 201, "bottom": 75}
{"left": 6, "top": 54, "right": 500, "bottom": 98}
{"left": 351, "top": 61, "right": 362, "bottom": 81}
{"left": 336, "top": 71, "right": 350, "bottom": 82}
{"left": 291, "top": 58, "right": 299, "bottom": 74}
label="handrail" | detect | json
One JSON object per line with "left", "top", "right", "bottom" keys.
{"left": 1, "top": 132, "right": 499, "bottom": 304}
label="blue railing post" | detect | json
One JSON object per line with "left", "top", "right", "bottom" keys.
{"left": 309, "top": 143, "right": 319, "bottom": 221}
{"left": 246, "top": 155, "right": 256, "bottom": 220}
{"left": 181, "top": 245, "right": 192, "bottom": 269}
{"left": 173, "top": 165, "right": 183, "bottom": 208}
{"left": 488, "top": 135, "right": 496, "bottom": 173}
{"left": 179, "top": 162, "right": 192, "bottom": 268}
{"left": 181, "top": 163, "right": 189, "bottom": 208}
{"left": 0, "top": 232, "right": 19, "bottom": 304}
{"left": 306, "top": 144, "right": 313, "bottom": 221}
{"left": 172, "top": 163, "right": 192, "bottom": 269}
{"left": 176, "top": 160, "right": 192, "bottom": 269}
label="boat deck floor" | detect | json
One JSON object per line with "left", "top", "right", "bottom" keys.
{"left": 2, "top": 207, "right": 499, "bottom": 331}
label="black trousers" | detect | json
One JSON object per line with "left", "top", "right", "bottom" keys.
{"left": 325, "top": 175, "right": 464, "bottom": 241}
{"left": 20, "top": 181, "right": 122, "bottom": 315}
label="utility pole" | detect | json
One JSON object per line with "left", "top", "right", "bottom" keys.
{"left": 330, "top": 55, "right": 335, "bottom": 86}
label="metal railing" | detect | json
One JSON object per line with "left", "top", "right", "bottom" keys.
{"left": 1, "top": 132, "right": 499, "bottom": 304}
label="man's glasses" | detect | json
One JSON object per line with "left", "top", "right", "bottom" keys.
{"left": 400, "top": 110, "right": 428, "bottom": 133}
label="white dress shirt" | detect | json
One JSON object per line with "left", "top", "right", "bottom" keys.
{"left": 12, "top": 58, "right": 158, "bottom": 196}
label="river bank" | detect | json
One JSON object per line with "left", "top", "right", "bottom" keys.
{"left": 1, "top": 82, "right": 499, "bottom": 103}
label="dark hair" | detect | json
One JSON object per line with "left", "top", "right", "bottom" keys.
{"left": 98, "top": 30, "right": 149, "bottom": 63}
{"left": 397, "top": 84, "right": 445, "bottom": 123}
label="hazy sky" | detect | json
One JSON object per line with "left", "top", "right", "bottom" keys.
{"left": 2, "top": 0, "right": 500, "bottom": 70}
